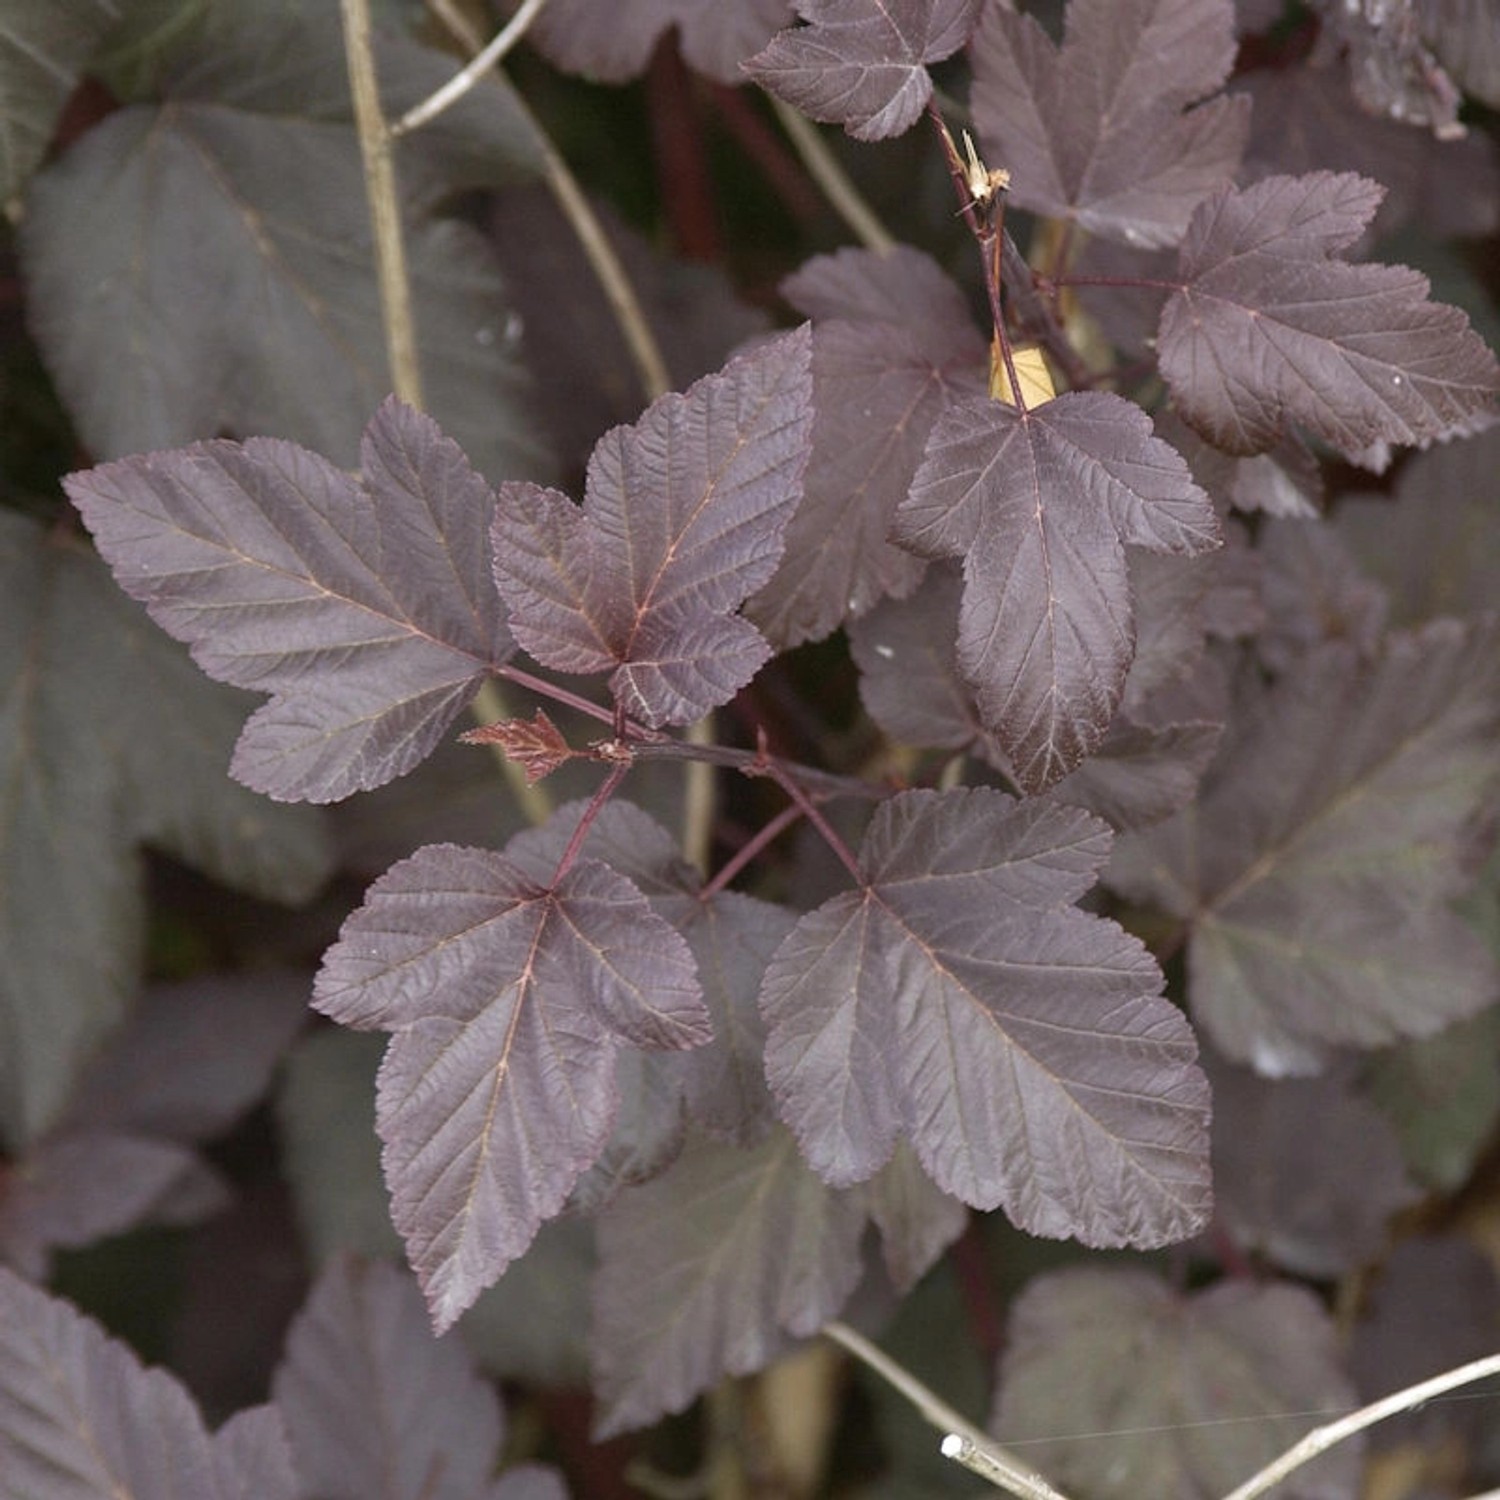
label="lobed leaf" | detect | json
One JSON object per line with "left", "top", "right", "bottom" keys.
{"left": 592, "top": 1126, "right": 965, "bottom": 1438}
{"left": 1158, "top": 172, "right": 1500, "bottom": 456}
{"left": 0, "top": 513, "right": 328, "bottom": 1146}
{"left": 65, "top": 400, "right": 512, "bottom": 803}
{"left": 849, "top": 563, "right": 1222, "bottom": 829}
{"left": 524, "top": 0, "right": 793, "bottom": 84}
{"left": 506, "top": 800, "right": 790, "bottom": 1146}
{"left": 313, "top": 838, "right": 708, "bottom": 1331}
{"left": 1207, "top": 1055, "right": 1419, "bottom": 1279}
{"left": 746, "top": 0, "right": 982, "bottom": 141}
{"left": 273, "top": 1256, "right": 507, "bottom": 1500}
{"left": 992, "top": 1269, "right": 1361, "bottom": 1500}
{"left": 0, "top": 1133, "right": 223, "bottom": 1282}
{"left": 493, "top": 328, "right": 814, "bottom": 726}
{"left": 19, "top": 6, "right": 548, "bottom": 482}
{"left": 1108, "top": 619, "right": 1500, "bottom": 1073}
{"left": 750, "top": 247, "right": 986, "bottom": 646}
{"left": 1333, "top": 423, "right": 1500, "bottom": 626}
{"left": 0, "top": 1267, "right": 298, "bottom": 1499}
{"left": 760, "top": 788, "right": 1211, "bottom": 1246}
{"left": 970, "top": 0, "right": 1249, "bottom": 248}
{"left": 591, "top": 1126, "right": 868, "bottom": 1436}
{"left": 894, "top": 390, "right": 1219, "bottom": 791}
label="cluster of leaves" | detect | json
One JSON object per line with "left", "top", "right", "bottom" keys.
{"left": 3, "top": 0, "right": 1500, "bottom": 1495}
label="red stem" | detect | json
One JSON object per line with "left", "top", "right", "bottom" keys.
{"left": 550, "top": 760, "right": 630, "bottom": 884}
{"left": 708, "top": 83, "right": 825, "bottom": 227}
{"left": 762, "top": 756, "right": 864, "bottom": 885}
{"left": 646, "top": 34, "right": 722, "bottom": 261}
{"left": 699, "top": 801, "right": 805, "bottom": 901}
{"left": 950, "top": 1215, "right": 1005, "bottom": 1388}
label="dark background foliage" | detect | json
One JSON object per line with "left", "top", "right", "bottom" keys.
{"left": 2, "top": 0, "right": 1499, "bottom": 1496}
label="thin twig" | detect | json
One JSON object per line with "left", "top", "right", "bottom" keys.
{"left": 682, "top": 713, "right": 717, "bottom": 874}
{"left": 771, "top": 99, "right": 895, "bottom": 253}
{"left": 1221, "top": 1352, "right": 1500, "bottom": 1500}
{"left": 340, "top": 0, "right": 424, "bottom": 406}
{"left": 823, "top": 1323, "right": 1072, "bottom": 1500}
{"left": 393, "top": 0, "right": 551, "bottom": 136}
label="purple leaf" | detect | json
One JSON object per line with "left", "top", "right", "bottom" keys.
{"left": 493, "top": 329, "right": 814, "bottom": 726}
{"left": 760, "top": 788, "right": 1211, "bottom": 1245}
{"left": 0, "top": 1266, "right": 297, "bottom": 1499}
{"left": 1255, "top": 517, "right": 1389, "bottom": 672}
{"left": 849, "top": 563, "right": 1222, "bottom": 829}
{"left": 591, "top": 1126, "right": 869, "bottom": 1436}
{"left": 746, "top": 0, "right": 981, "bottom": 141}
{"left": 19, "top": 9, "right": 548, "bottom": 482}
{"left": 1049, "top": 718, "right": 1224, "bottom": 831}
{"left": 992, "top": 1268, "right": 1361, "bottom": 1500}
{"left": 1158, "top": 172, "right": 1500, "bottom": 457}
{"left": 894, "top": 390, "right": 1219, "bottom": 791}
{"left": 750, "top": 247, "right": 986, "bottom": 646}
{"left": 1305, "top": 0, "right": 1465, "bottom": 135}
{"left": 313, "top": 840, "right": 707, "bottom": 1330}
{"left": 493, "top": 1467, "right": 571, "bottom": 1500}
{"left": 0, "top": 512, "right": 328, "bottom": 1146}
{"left": 0, "top": 1133, "right": 224, "bottom": 1280}
{"left": 273, "top": 1256, "right": 514, "bottom": 1500}
{"left": 1108, "top": 620, "right": 1500, "bottom": 1073}
{"left": 64, "top": 400, "right": 513, "bottom": 803}
{"left": 487, "top": 186, "right": 770, "bottom": 485}
{"left": 1350, "top": 1234, "right": 1500, "bottom": 1452}
{"left": 1235, "top": 63, "right": 1500, "bottom": 240}
{"left": 970, "top": 0, "right": 1250, "bottom": 248}
{"left": 1207, "top": 1054, "right": 1419, "bottom": 1278}
{"left": 213, "top": 1409, "right": 302, "bottom": 1500}
{"left": 66, "top": 972, "right": 309, "bottom": 1141}
{"left": 525, "top": 0, "right": 793, "bottom": 84}
{"left": 1364, "top": 1010, "right": 1500, "bottom": 1191}
{"left": 862, "top": 1141, "right": 968, "bottom": 1292}
{"left": 1333, "top": 424, "right": 1500, "bottom": 627}
{"left": 506, "top": 799, "right": 791, "bottom": 1147}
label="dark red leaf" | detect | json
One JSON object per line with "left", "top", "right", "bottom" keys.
{"left": 970, "top": 0, "right": 1249, "bottom": 248}
{"left": 591, "top": 1125, "right": 964, "bottom": 1436}
{"left": 1108, "top": 619, "right": 1500, "bottom": 1073}
{"left": 1333, "top": 425, "right": 1500, "bottom": 627}
{"left": 750, "top": 247, "right": 986, "bottom": 646}
{"left": 894, "top": 391, "right": 1218, "bottom": 790}
{"left": 746, "top": 0, "right": 982, "bottom": 141}
{"left": 760, "top": 788, "right": 1211, "bottom": 1245}
{"left": 1235, "top": 64, "right": 1499, "bottom": 240}
{"left": 1158, "top": 172, "right": 1500, "bottom": 457}
{"left": 506, "top": 799, "right": 791, "bottom": 1147}
{"left": 0, "top": 1133, "right": 224, "bottom": 1280}
{"left": 1208, "top": 1054, "right": 1419, "bottom": 1278}
{"left": 313, "top": 841, "right": 708, "bottom": 1330}
{"left": 849, "top": 563, "right": 1222, "bottom": 829}
{"left": 273, "top": 1256, "right": 518, "bottom": 1500}
{"left": 591, "top": 1127, "right": 867, "bottom": 1435}
{"left": 524, "top": 0, "right": 793, "bottom": 84}
{"left": 0, "top": 1268, "right": 298, "bottom": 1498}
{"left": 64, "top": 399, "right": 513, "bottom": 802}
{"left": 0, "top": 515, "right": 329, "bottom": 1145}
{"left": 992, "top": 1269, "right": 1361, "bottom": 1500}
{"left": 493, "top": 329, "right": 814, "bottom": 726}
